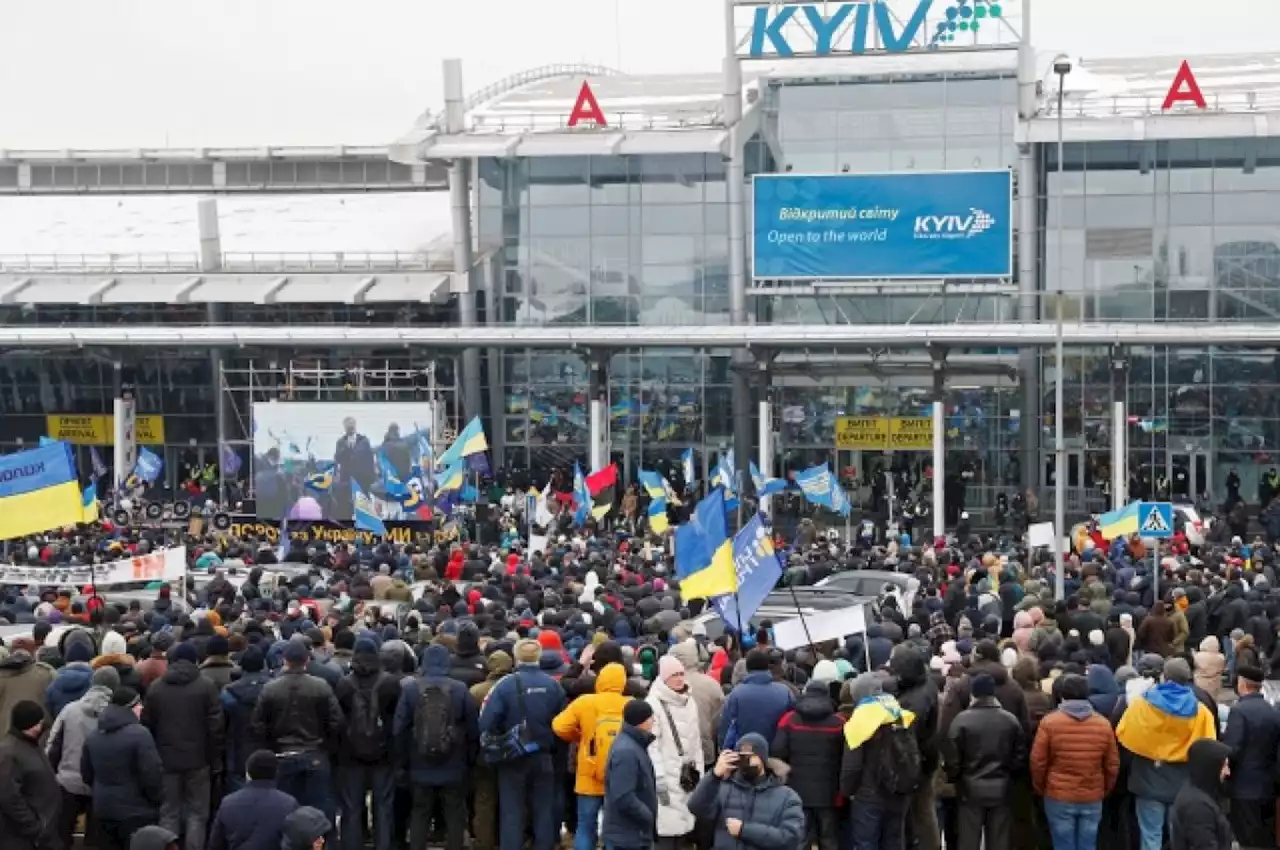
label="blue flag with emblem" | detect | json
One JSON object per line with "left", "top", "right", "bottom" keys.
{"left": 351, "top": 480, "right": 387, "bottom": 537}
{"left": 795, "top": 463, "right": 850, "bottom": 516}
{"left": 682, "top": 448, "right": 696, "bottom": 493}
{"left": 573, "top": 462, "right": 591, "bottom": 527}
{"left": 750, "top": 460, "right": 788, "bottom": 498}
{"left": 712, "top": 512, "right": 784, "bottom": 631}
{"left": 712, "top": 451, "right": 739, "bottom": 511}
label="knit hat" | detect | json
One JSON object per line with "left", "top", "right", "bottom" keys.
{"left": 246, "top": 749, "right": 278, "bottom": 781}
{"left": 207, "top": 635, "right": 230, "bottom": 657}
{"left": 239, "top": 646, "right": 265, "bottom": 673}
{"left": 169, "top": 642, "right": 199, "bottom": 665}
{"left": 91, "top": 666, "right": 121, "bottom": 690}
{"left": 10, "top": 700, "right": 43, "bottom": 733}
{"left": 971, "top": 672, "right": 996, "bottom": 699}
{"left": 514, "top": 639, "right": 541, "bottom": 665}
{"left": 101, "top": 630, "right": 127, "bottom": 657}
{"left": 151, "top": 632, "right": 175, "bottom": 653}
{"left": 623, "top": 699, "right": 654, "bottom": 727}
{"left": 1163, "top": 658, "right": 1193, "bottom": 684}
{"left": 811, "top": 659, "right": 841, "bottom": 684}
{"left": 658, "top": 654, "right": 684, "bottom": 683}
{"left": 1237, "top": 665, "right": 1265, "bottom": 685}
{"left": 65, "top": 641, "right": 93, "bottom": 664}
{"left": 1088, "top": 630, "right": 1104, "bottom": 647}
{"left": 283, "top": 641, "right": 310, "bottom": 665}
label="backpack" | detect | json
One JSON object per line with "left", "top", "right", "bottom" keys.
{"left": 414, "top": 681, "right": 456, "bottom": 760}
{"left": 346, "top": 675, "right": 388, "bottom": 762}
{"left": 876, "top": 717, "right": 921, "bottom": 796}
{"left": 586, "top": 714, "right": 622, "bottom": 783}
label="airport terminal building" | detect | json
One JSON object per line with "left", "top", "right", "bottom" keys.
{"left": 3, "top": 0, "right": 1280, "bottom": 522}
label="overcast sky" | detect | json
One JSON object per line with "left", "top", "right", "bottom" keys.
{"left": 1, "top": 0, "right": 1274, "bottom": 150}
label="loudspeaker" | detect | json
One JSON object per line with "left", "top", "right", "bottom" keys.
{"left": 211, "top": 512, "right": 231, "bottom": 531}
{"left": 144, "top": 502, "right": 163, "bottom": 520}
{"left": 171, "top": 502, "right": 191, "bottom": 519}
{"left": 112, "top": 508, "right": 131, "bottom": 526}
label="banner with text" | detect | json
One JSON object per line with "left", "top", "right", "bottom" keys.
{"left": 47, "top": 415, "right": 166, "bottom": 446}
{"left": 835, "top": 416, "right": 933, "bottom": 450}
{"left": 0, "top": 545, "right": 186, "bottom": 588}
{"left": 752, "top": 170, "right": 1013, "bottom": 279}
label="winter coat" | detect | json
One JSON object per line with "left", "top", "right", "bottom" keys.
{"left": 1086, "top": 665, "right": 1122, "bottom": 720}
{"left": 200, "top": 657, "right": 237, "bottom": 692}
{"left": 669, "top": 640, "right": 724, "bottom": 767}
{"left": 646, "top": 677, "right": 703, "bottom": 836}
{"left": 141, "top": 658, "right": 224, "bottom": 772}
{"left": 1029, "top": 701, "right": 1119, "bottom": 803}
{"left": 889, "top": 647, "right": 941, "bottom": 774}
{"left": 552, "top": 662, "right": 631, "bottom": 796}
{"left": 91, "top": 655, "right": 142, "bottom": 694}
{"left": 221, "top": 672, "right": 270, "bottom": 781}
{"left": 1136, "top": 611, "right": 1177, "bottom": 657}
{"left": 1222, "top": 691, "right": 1280, "bottom": 801}
{"left": 0, "top": 654, "right": 53, "bottom": 738}
{"left": 392, "top": 644, "right": 479, "bottom": 786}
{"left": 334, "top": 649, "right": 401, "bottom": 766}
{"left": 938, "top": 660, "right": 1029, "bottom": 739}
{"left": 252, "top": 668, "right": 344, "bottom": 754}
{"left": 1193, "top": 637, "right": 1226, "bottom": 698}
{"left": 772, "top": 688, "right": 843, "bottom": 808}
{"left": 687, "top": 744, "right": 807, "bottom": 850}
{"left": 0, "top": 729, "right": 61, "bottom": 850}
{"left": 477, "top": 663, "right": 567, "bottom": 757}
{"left": 207, "top": 778, "right": 298, "bottom": 850}
{"left": 44, "top": 663, "right": 93, "bottom": 720}
{"left": 717, "top": 671, "right": 793, "bottom": 748}
{"left": 46, "top": 684, "right": 112, "bottom": 796}
{"left": 601, "top": 723, "right": 658, "bottom": 849}
{"left": 944, "top": 697, "right": 1025, "bottom": 805}
{"left": 81, "top": 703, "right": 164, "bottom": 823}
{"left": 1169, "top": 740, "right": 1234, "bottom": 850}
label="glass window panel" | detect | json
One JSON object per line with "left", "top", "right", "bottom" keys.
{"left": 833, "top": 140, "right": 892, "bottom": 172}
{"left": 1046, "top": 169, "right": 1086, "bottom": 197}
{"left": 705, "top": 203, "right": 729, "bottom": 235}
{"left": 703, "top": 234, "right": 729, "bottom": 264}
{"left": 589, "top": 204, "right": 631, "bottom": 236}
{"left": 944, "top": 107, "right": 1004, "bottom": 136}
{"left": 589, "top": 156, "right": 630, "bottom": 205}
{"left": 591, "top": 235, "right": 631, "bottom": 271}
{"left": 1214, "top": 192, "right": 1280, "bottom": 225}
{"left": 529, "top": 264, "right": 587, "bottom": 300}
{"left": 1165, "top": 193, "right": 1214, "bottom": 226}
{"left": 1045, "top": 228, "right": 1087, "bottom": 292}
{"left": 640, "top": 264, "right": 701, "bottom": 297}
{"left": 945, "top": 78, "right": 1011, "bottom": 106}
{"left": 527, "top": 237, "right": 589, "bottom": 268}
{"left": 1165, "top": 167, "right": 1214, "bottom": 193}
{"left": 641, "top": 235, "right": 701, "bottom": 265}
{"left": 1084, "top": 167, "right": 1155, "bottom": 195}
{"left": 1216, "top": 165, "right": 1280, "bottom": 193}
{"left": 782, "top": 110, "right": 839, "bottom": 141}
{"left": 1085, "top": 196, "right": 1155, "bottom": 229}
{"left": 640, "top": 205, "right": 704, "bottom": 235}
{"left": 526, "top": 157, "right": 589, "bottom": 205}
{"left": 1045, "top": 197, "right": 1087, "bottom": 228}
{"left": 637, "top": 155, "right": 707, "bottom": 203}
{"left": 527, "top": 205, "right": 591, "bottom": 237}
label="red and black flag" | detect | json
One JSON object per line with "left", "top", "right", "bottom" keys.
{"left": 585, "top": 463, "right": 619, "bottom": 521}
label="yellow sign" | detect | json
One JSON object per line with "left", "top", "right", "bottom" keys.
{"left": 46, "top": 415, "right": 166, "bottom": 446}
{"left": 835, "top": 416, "right": 932, "bottom": 450}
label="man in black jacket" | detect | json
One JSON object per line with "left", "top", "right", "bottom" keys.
{"left": 943, "top": 673, "right": 1024, "bottom": 850}
{"left": 772, "top": 680, "right": 843, "bottom": 850}
{"left": 448, "top": 624, "right": 487, "bottom": 689}
{"left": 334, "top": 639, "right": 399, "bottom": 850}
{"left": 1222, "top": 665, "right": 1280, "bottom": 848}
{"left": 0, "top": 701, "right": 60, "bottom": 850}
{"left": 888, "top": 644, "right": 941, "bottom": 850}
{"left": 600, "top": 700, "right": 658, "bottom": 850}
{"left": 208, "top": 751, "right": 299, "bottom": 850}
{"left": 1170, "top": 739, "right": 1234, "bottom": 850}
{"left": 251, "top": 639, "right": 344, "bottom": 829}
{"left": 141, "top": 641, "right": 224, "bottom": 850}
{"left": 83, "top": 688, "right": 165, "bottom": 850}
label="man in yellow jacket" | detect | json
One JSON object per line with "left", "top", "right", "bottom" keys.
{"left": 553, "top": 663, "right": 631, "bottom": 850}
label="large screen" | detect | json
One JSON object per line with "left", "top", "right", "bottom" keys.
{"left": 752, "top": 170, "right": 1013, "bottom": 280}
{"left": 252, "top": 402, "right": 439, "bottom": 521}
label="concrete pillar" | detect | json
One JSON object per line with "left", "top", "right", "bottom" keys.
{"left": 196, "top": 197, "right": 221, "bottom": 272}
{"left": 1017, "top": 144, "right": 1040, "bottom": 497}
{"left": 930, "top": 347, "right": 947, "bottom": 540}
{"left": 1111, "top": 345, "right": 1128, "bottom": 510}
{"left": 444, "top": 58, "right": 482, "bottom": 421}
{"left": 588, "top": 351, "right": 609, "bottom": 471}
{"left": 208, "top": 303, "right": 228, "bottom": 500}
{"left": 482, "top": 253, "right": 506, "bottom": 472}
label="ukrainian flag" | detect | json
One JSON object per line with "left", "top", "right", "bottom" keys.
{"left": 436, "top": 416, "right": 488, "bottom": 471}
{"left": 1116, "top": 682, "right": 1216, "bottom": 763}
{"left": 638, "top": 470, "right": 669, "bottom": 535}
{"left": 0, "top": 442, "right": 83, "bottom": 540}
{"left": 1099, "top": 501, "right": 1140, "bottom": 541}
{"left": 81, "top": 482, "right": 100, "bottom": 524}
{"left": 844, "top": 695, "right": 916, "bottom": 749}
{"left": 435, "top": 460, "right": 466, "bottom": 497}
{"left": 677, "top": 488, "right": 739, "bottom": 600}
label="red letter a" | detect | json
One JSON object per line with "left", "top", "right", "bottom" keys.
{"left": 567, "top": 81, "right": 607, "bottom": 127}
{"left": 1162, "top": 61, "right": 1206, "bottom": 110}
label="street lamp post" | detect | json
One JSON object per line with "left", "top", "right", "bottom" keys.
{"left": 1053, "top": 55, "right": 1072, "bottom": 600}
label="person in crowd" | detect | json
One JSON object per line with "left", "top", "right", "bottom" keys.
{"left": 600, "top": 700, "right": 659, "bottom": 850}
{"left": 279, "top": 807, "right": 332, "bottom": 850}
{"left": 1030, "top": 672, "right": 1120, "bottom": 850}
{"left": 392, "top": 642, "right": 479, "bottom": 850}
{"left": 469, "top": 650, "right": 512, "bottom": 850}
{"left": 773, "top": 678, "right": 843, "bottom": 850}
{"left": 47, "top": 664, "right": 119, "bottom": 849}
{"left": 1221, "top": 664, "right": 1280, "bottom": 848}
{"left": 141, "top": 640, "right": 224, "bottom": 850}
{"left": 0, "top": 700, "right": 61, "bottom": 850}
{"left": 131, "top": 825, "right": 181, "bottom": 850}
{"left": 553, "top": 660, "right": 631, "bottom": 850}
{"left": 645, "top": 654, "right": 704, "bottom": 850}
{"left": 208, "top": 750, "right": 299, "bottom": 850}
{"left": 1192, "top": 636, "right": 1226, "bottom": 700}
{"left": 944, "top": 672, "right": 1024, "bottom": 850}
{"left": 136, "top": 633, "right": 173, "bottom": 694}
{"left": 668, "top": 637, "right": 725, "bottom": 770}
{"left": 688, "top": 732, "right": 806, "bottom": 850}
{"left": 0, "top": 647, "right": 54, "bottom": 738}
{"left": 1169, "top": 739, "right": 1235, "bottom": 850}
{"left": 887, "top": 643, "right": 941, "bottom": 850}
{"left": 477, "top": 638, "right": 566, "bottom": 850}
{"left": 83, "top": 687, "right": 165, "bottom": 850}
{"left": 252, "top": 640, "right": 344, "bottom": 826}
{"left": 199, "top": 635, "right": 236, "bottom": 691}
{"left": 839, "top": 672, "right": 918, "bottom": 850}
{"left": 717, "top": 648, "right": 793, "bottom": 748}
{"left": 221, "top": 646, "right": 269, "bottom": 793}
{"left": 334, "top": 637, "right": 399, "bottom": 850}
{"left": 46, "top": 629, "right": 96, "bottom": 718}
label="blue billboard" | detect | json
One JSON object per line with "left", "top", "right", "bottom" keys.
{"left": 752, "top": 170, "right": 1013, "bottom": 280}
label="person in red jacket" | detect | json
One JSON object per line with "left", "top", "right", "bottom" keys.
{"left": 772, "top": 679, "right": 845, "bottom": 850}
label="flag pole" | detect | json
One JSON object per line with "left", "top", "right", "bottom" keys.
{"left": 786, "top": 582, "right": 816, "bottom": 651}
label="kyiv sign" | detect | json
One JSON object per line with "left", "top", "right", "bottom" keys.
{"left": 747, "top": 0, "right": 1005, "bottom": 59}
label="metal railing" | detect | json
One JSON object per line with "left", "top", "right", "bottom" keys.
{"left": 466, "top": 107, "right": 725, "bottom": 133}
{"left": 0, "top": 251, "right": 439, "bottom": 274}
{"left": 1044, "top": 89, "right": 1280, "bottom": 119}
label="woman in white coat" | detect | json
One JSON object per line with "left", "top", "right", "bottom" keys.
{"left": 647, "top": 654, "right": 705, "bottom": 850}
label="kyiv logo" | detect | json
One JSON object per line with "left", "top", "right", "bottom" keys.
{"left": 914, "top": 209, "right": 995, "bottom": 240}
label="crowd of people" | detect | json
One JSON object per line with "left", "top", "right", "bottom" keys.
{"left": 0, "top": 503, "right": 1275, "bottom": 850}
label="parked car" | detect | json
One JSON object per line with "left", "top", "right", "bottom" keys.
{"left": 815, "top": 569, "right": 918, "bottom": 610}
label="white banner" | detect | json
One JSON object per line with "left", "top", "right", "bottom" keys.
{"left": 113, "top": 398, "right": 137, "bottom": 489}
{"left": 773, "top": 602, "right": 869, "bottom": 651}
{"left": 0, "top": 545, "right": 186, "bottom": 589}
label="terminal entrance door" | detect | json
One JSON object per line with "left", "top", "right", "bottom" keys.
{"left": 1168, "top": 451, "right": 1209, "bottom": 504}
{"left": 1043, "top": 450, "right": 1086, "bottom": 513}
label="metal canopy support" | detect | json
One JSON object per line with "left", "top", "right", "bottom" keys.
{"left": 1017, "top": 143, "right": 1040, "bottom": 497}
{"left": 445, "top": 57, "right": 482, "bottom": 421}
{"left": 752, "top": 351, "right": 777, "bottom": 516}
{"left": 723, "top": 0, "right": 752, "bottom": 501}
{"left": 1111, "top": 345, "right": 1129, "bottom": 510}
{"left": 587, "top": 349, "right": 609, "bottom": 473}
{"left": 931, "top": 346, "right": 948, "bottom": 541}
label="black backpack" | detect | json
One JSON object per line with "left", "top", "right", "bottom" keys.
{"left": 876, "top": 716, "right": 922, "bottom": 796}
{"left": 414, "top": 681, "right": 456, "bottom": 760}
{"left": 345, "top": 674, "right": 388, "bottom": 762}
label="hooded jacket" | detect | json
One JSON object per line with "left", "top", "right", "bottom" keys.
{"left": 1030, "top": 700, "right": 1119, "bottom": 803}
{"left": 601, "top": 723, "right": 659, "bottom": 848}
{"left": 1193, "top": 636, "right": 1226, "bottom": 698}
{"left": 392, "top": 643, "right": 479, "bottom": 785}
{"left": 646, "top": 674, "right": 704, "bottom": 836}
{"left": 131, "top": 826, "right": 179, "bottom": 850}
{"left": 718, "top": 670, "right": 794, "bottom": 749}
{"left": 0, "top": 653, "right": 53, "bottom": 738}
{"left": 45, "top": 662, "right": 93, "bottom": 720}
{"left": 81, "top": 703, "right": 164, "bottom": 822}
{"left": 772, "top": 684, "right": 843, "bottom": 809}
{"left": 448, "top": 628, "right": 488, "bottom": 689}
{"left": 334, "top": 644, "right": 400, "bottom": 766}
{"left": 1222, "top": 690, "right": 1280, "bottom": 801}
{"left": 888, "top": 646, "right": 941, "bottom": 775}
{"left": 687, "top": 732, "right": 807, "bottom": 850}
{"left": 553, "top": 662, "right": 631, "bottom": 796}
{"left": 1169, "top": 739, "right": 1233, "bottom": 850}
{"left": 1086, "top": 665, "right": 1122, "bottom": 719}
{"left": 0, "top": 728, "right": 60, "bottom": 850}
{"left": 141, "top": 658, "right": 224, "bottom": 772}
{"left": 280, "top": 807, "right": 332, "bottom": 850}
{"left": 469, "top": 651, "right": 513, "bottom": 705}
{"left": 478, "top": 660, "right": 567, "bottom": 757}
{"left": 46, "top": 684, "right": 113, "bottom": 796}
{"left": 208, "top": 777, "right": 299, "bottom": 850}
{"left": 222, "top": 670, "right": 271, "bottom": 783}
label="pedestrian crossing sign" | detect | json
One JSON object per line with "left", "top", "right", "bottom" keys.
{"left": 1137, "top": 502, "right": 1173, "bottom": 538}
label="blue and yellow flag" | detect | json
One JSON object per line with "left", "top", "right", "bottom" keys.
{"left": 681, "top": 448, "right": 696, "bottom": 493}
{"left": 638, "top": 470, "right": 670, "bottom": 535}
{"left": 676, "top": 488, "right": 738, "bottom": 600}
{"left": 304, "top": 464, "right": 335, "bottom": 493}
{"left": 713, "top": 513, "right": 784, "bottom": 628}
{"left": 351, "top": 480, "right": 387, "bottom": 537}
{"left": 1099, "top": 502, "right": 1140, "bottom": 541}
{"left": 435, "top": 460, "right": 466, "bottom": 498}
{"left": 0, "top": 441, "right": 83, "bottom": 540}
{"left": 844, "top": 695, "right": 916, "bottom": 750}
{"left": 1116, "top": 682, "right": 1216, "bottom": 763}
{"left": 81, "top": 482, "right": 99, "bottom": 524}
{"left": 436, "top": 416, "right": 488, "bottom": 471}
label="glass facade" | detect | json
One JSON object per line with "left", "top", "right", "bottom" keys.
{"left": 1041, "top": 139, "right": 1280, "bottom": 506}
